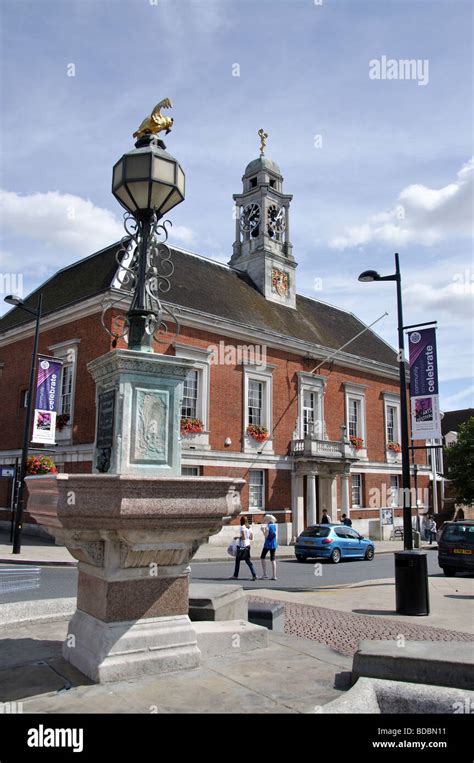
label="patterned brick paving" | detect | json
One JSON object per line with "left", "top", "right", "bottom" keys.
{"left": 249, "top": 596, "right": 474, "bottom": 656}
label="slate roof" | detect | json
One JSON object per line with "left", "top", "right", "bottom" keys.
{"left": 0, "top": 243, "right": 123, "bottom": 332}
{"left": 441, "top": 409, "right": 474, "bottom": 435}
{"left": 0, "top": 242, "right": 398, "bottom": 369}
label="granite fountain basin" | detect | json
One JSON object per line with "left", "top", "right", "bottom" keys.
{"left": 25, "top": 473, "right": 245, "bottom": 682}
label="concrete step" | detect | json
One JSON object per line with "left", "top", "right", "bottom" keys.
{"left": 189, "top": 583, "right": 247, "bottom": 621}
{"left": 194, "top": 620, "right": 268, "bottom": 657}
{"left": 352, "top": 640, "right": 474, "bottom": 690}
{"left": 321, "top": 676, "right": 474, "bottom": 714}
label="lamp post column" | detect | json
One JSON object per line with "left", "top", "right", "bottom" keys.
{"left": 13, "top": 293, "right": 42, "bottom": 554}
{"left": 126, "top": 212, "right": 155, "bottom": 353}
{"left": 395, "top": 253, "right": 413, "bottom": 551}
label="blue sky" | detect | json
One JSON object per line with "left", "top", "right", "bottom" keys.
{"left": 0, "top": 0, "right": 472, "bottom": 410}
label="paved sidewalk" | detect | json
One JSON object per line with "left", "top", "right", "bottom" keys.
{"left": 0, "top": 618, "right": 352, "bottom": 713}
{"left": 247, "top": 574, "right": 474, "bottom": 637}
{"left": 0, "top": 578, "right": 471, "bottom": 713}
{"left": 0, "top": 529, "right": 437, "bottom": 566}
{"left": 0, "top": 549, "right": 470, "bottom": 714}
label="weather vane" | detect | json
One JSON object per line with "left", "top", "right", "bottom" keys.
{"left": 133, "top": 98, "right": 174, "bottom": 140}
{"left": 258, "top": 128, "right": 268, "bottom": 157}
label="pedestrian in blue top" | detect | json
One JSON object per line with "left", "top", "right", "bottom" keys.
{"left": 260, "top": 514, "right": 278, "bottom": 580}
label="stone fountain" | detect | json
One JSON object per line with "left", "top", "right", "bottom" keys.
{"left": 26, "top": 348, "right": 244, "bottom": 682}
{"left": 25, "top": 111, "right": 247, "bottom": 682}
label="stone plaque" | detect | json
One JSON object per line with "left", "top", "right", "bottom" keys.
{"left": 131, "top": 388, "right": 169, "bottom": 464}
{"left": 97, "top": 390, "right": 115, "bottom": 449}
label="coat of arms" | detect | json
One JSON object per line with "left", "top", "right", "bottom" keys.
{"left": 272, "top": 269, "right": 289, "bottom": 297}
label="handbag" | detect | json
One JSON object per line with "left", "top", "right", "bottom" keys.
{"left": 227, "top": 542, "right": 238, "bottom": 557}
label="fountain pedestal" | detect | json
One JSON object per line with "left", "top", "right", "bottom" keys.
{"left": 25, "top": 348, "right": 245, "bottom": 683}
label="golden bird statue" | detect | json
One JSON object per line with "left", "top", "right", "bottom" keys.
{"left": 133, "top": 98, "right": 174, "bottom": 140}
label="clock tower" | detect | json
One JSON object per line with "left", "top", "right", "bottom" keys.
{"left": 229, "top": 132, "right": 296, "bottom": 309}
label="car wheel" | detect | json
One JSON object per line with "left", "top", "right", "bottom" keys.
{"left": 296, "top": 554, "right": 306, "bottom": 563}
{"left": 330, "top": 548, "right": 341, "bottom": 564}
{"left": 442, "top": 567, "right": 456, "bottom": 577}
{"left": 365, "top": 546, "right": 375, "bottom": 561}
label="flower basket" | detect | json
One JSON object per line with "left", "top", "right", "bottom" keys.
{"left": 350, "top": 436, "right": 364, "bottom": 449}
{"left": 180, "top": 417, "right": 204, "bottom": 435}
{"left": 56, "top": 414, "right": 70, "bottom": 431}
{"left": 247, "top": 424, "right": 269, "bottom": 442}
{"left": 388, "top": 442, "right": 401, "bottom": 453}
{"left": 26, "top": 455, "right": 58, "bottom": 475}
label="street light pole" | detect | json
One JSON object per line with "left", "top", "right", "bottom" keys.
{"left": 412, "top": 461, "right": 420, "bottom": 533}
{"left": 359, "top": 254, "right": 413, "bottom": 549}
{"left": 358, "top": 255, "right": 429, "bottom": 615}
{"left": 5, "top": 293, "right": 43, "bottom": 554}
{"left": 394, "top": 253, "right": 413, "bottom": 551}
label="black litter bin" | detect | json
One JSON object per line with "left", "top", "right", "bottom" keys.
{"left": 394, "top": 550, "right": 430, "bottom": 615}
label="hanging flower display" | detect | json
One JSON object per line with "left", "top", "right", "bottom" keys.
{"left": 180, "top": 417, "right": 204, "bottom": 435}
{"left": 247, "top": 424, "right": 269, "bottom": 442}
{"left": 26, "top": 455, "right": 58, "bottom": 475}
{"left": 388, "top": 442, "right": 401, "bottom": 453}
{"left": 350, "top": 436, "right": 364, "bottom": 449}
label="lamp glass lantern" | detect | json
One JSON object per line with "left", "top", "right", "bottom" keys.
{"left": 112, "top": 143, "right": 185, "bottom": 218}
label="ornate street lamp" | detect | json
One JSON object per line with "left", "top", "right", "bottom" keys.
{"left": 109, "top": 98, "right": 185, "bottom": 353}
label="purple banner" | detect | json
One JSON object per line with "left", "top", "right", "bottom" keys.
{"left": 408, "top": 328, "right": 439, "bottom": 397}
{"left": 35, "top": 356, "right": 62, "bottom": 412}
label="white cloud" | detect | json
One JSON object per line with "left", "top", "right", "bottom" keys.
{"left": 0, "top": 188, "right": 197, "bottom": 268}
{"left": 329, "top": 158, "right": 474, "bottom": 249}
{"left": 442, "top": 385, "right": 474, "bottom": 410}
{"left": 0, "top": 249, "right": 14, "bottom": 269}
{"left": 0, "top": 189, "right": 124, "bottom": 259}
{"left": 168, "top": 225, "right": 196, "bottom": 246}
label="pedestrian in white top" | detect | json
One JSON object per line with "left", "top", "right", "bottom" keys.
{"left": 230, "top": 516, "right": 257, "bottom": 580}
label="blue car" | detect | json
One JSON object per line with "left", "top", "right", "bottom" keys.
{"left": 295, "top": 524, "right": 375, "bottom": 564}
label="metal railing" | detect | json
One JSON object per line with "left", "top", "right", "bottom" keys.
{"left": 290, "top": 437, "right": 345, "bottom": 458}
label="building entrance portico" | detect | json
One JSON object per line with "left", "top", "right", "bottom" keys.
{"left": 290, "top": 427, "right": 358, "bottom": 538}
{"left": 292, "top": 468, "right": 338, "bottom": 536}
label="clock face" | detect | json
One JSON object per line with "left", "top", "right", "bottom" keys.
{"left": 267, "top": 204, "right": 286, "bottom": 233}
{"left": 240, "top": 203, "right": 261, "bottom": 232}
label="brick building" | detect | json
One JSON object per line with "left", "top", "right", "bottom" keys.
{"left": 0, "top": 150, "right": 431, "bottom": 542}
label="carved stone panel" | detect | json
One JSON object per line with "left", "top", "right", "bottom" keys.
{"left": 131, "top": 387, "right": 169, "bottom": 464}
